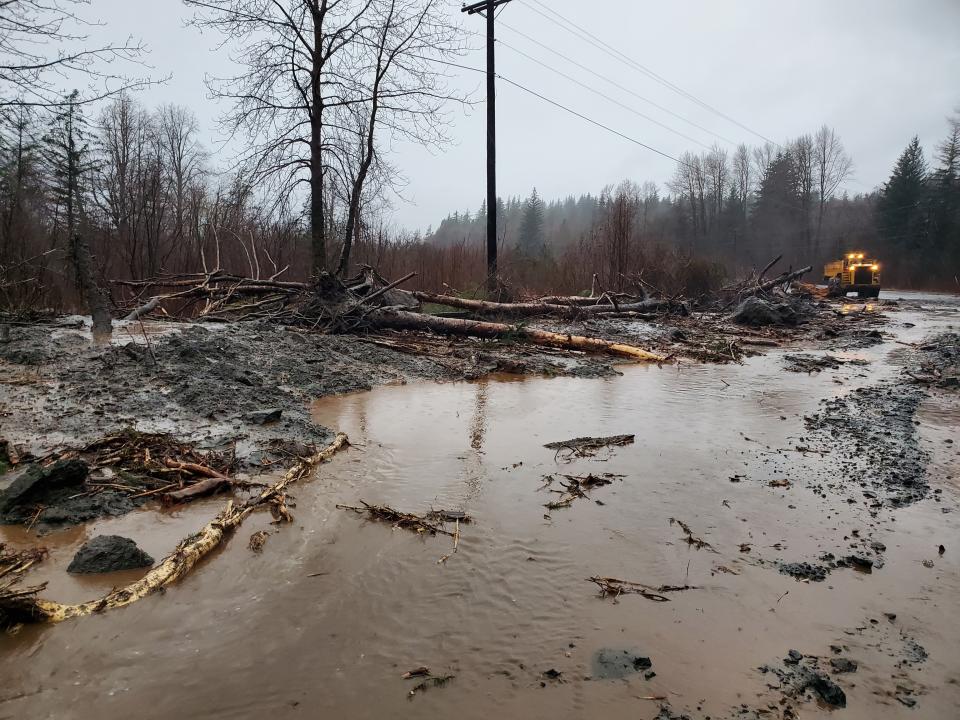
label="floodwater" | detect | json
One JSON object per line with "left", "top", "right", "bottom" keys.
{"left": 2, "top": 296, "right": 959, "bottom": 719}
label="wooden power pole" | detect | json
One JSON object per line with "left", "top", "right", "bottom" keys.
{"left": 462, "top": 0, "right": 513, "bottom": 295}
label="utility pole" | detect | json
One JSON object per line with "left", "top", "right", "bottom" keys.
{"left": 462, "top": 0, "right": 513, "bottom": 295}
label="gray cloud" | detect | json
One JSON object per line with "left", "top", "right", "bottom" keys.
{"left": 97, "top": 0, "right": 960, "bottom": 230}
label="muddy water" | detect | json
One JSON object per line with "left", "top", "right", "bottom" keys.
{"left": 2, "top": 300, "right": 959, "bottom": 719}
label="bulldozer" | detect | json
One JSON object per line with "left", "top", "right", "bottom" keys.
{"left": 823, "top": 253, "right": 881, "bottom": 298}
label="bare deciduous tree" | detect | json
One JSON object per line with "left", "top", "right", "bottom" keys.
{"left": 0, "top": 0, "right": 150, "bottom": 108}
{"left": 814, "top": 124, "right": 853, "bottom": 250}
{"left": 183, "top": 0, "right": 465, "bottom": 276}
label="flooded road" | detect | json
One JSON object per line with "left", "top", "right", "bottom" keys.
{"left": 2, "top": 295, "right": 959, "bottom": 719}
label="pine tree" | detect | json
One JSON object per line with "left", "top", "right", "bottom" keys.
{"left": 929, "top": 115, "right": 959, "bottom": 278}
{"left": 877, "top": 137, "right": 929, "bottom": 253}
{"left": 751, "top": 151, "right": 802, "bottom": 262}
{"left": 43, "top": 91, "right": 112, "bottom": 334}
{"left": 518, "top": 187, "right": 545, "bottom": 254}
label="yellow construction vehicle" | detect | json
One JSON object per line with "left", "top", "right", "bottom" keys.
{"left": 823, "top": 253, "right": 881, "bottom": 298}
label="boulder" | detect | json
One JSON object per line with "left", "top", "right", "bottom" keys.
{"left": 731, "top": 296, "right": 797, "bottom": 326}
{"left": 67, "top": 535, "right": 154, "bottom": 574}
{"left": 0, "top": 459, "right": 88, "bottom": 517}
{"left": 245, "top": 408, "right": 283, "bottom": 425}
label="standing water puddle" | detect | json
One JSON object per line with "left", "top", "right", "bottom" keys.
{"left": 1, "top": 302, "right": 958, "bottom": 719}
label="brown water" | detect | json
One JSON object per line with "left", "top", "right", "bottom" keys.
{"left": 2, "top": 301, "right": 959, "bottom": 719}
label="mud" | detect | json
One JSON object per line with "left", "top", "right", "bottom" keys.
{"left": 0, "top": 290, "right": 958, "bottom": 720}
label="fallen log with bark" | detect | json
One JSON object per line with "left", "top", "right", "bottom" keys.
{"left": 111, "top": 266, "right": 670, "bottom": 363}
{"left": 412, "top": 291, "right": 678, "bottom": 318}
{"left": 0, "top": 433, "right": 348, "bottom": 627}
{"left": 367, "top": 309, "right": 668, "bottom": 362}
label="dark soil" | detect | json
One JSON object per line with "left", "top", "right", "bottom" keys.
{"left": 805, "top": 384, "right": 929, "bottom": 507}
{"left": 590, "top": 648, "right": 653, "bottom": 680}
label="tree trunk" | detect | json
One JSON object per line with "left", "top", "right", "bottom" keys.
{"left": 72, "top": 230, "right": 113, "bottom": 336}
{"left": 0, "top": 433, "right": 349, "bottom": 626}
{"left": 368, "top": 309, "right": 667, "bottom": 362}
{"left": 411, "top": 291, "right": 675, "bottom": 318}
{"left": 309, "top": 8, "right": 326, "bottom": 276}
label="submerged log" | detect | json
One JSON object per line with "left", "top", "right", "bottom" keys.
{"left": 0, "top": 433, "right": 349, "bottom": 626}
{"left": 367, "top": 309, "right": 668, "bottom": 362}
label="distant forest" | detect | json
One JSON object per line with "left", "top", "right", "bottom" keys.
{"left": 1, "top": 0, "right": 957, "bottom": 313}
{"left": 2, "top": 104, "right": 958, "bottom": 310}
{"left": 426, "top": 117, "right": 960, "bottom": 294}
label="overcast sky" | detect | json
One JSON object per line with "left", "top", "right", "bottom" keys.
{"left": 95, "top": 0, "right": 960, "bottom": 231}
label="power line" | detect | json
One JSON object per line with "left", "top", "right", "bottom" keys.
{"left": 496, "top": 38, "right": 713, "bottom": 150}
{"left": 497, "top": 75, "right": 693, "bottom": 167}
{"left": 493, "top": 20, "right": 737, "bottom": 146}
{"left": 520, "top": 0, "right": 779, "bottom": 146}
{"left": 426, "top": 56, "right": 693, "bottom": 168}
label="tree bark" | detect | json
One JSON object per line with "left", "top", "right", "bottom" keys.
{"left": 368, "top": 308, "right": 667, "bottom": 362}
{"left": 0, "top": 433, "right": 348, "bottom": 626}
{"left": 412, "top": 291, "right": 675, "bottom": 318}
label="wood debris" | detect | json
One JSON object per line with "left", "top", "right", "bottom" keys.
{"left": 544, "top": 434, "right": 635, "bottom": 460}
{"left": 0, "top": 433, "right": 349, "bottom": 627}
{"left": 248, "top": 531, "right": 269, "bottom": 553}
{"left": 540, "top": 473, "right": 624, "bottom": 509}
{"left": 407, "top": 674, "right": 455, "bottom": 698}
{"left": 588, "top": 576, "right": 698, "bottom": 602}
{"left": 336, "top": 501, "right": 457, "bottom": 537}
{"left": 670, "top": 518, "right": 717, "bottom": 552}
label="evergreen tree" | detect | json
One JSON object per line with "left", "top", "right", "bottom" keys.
{"left": 43, "top": 91, "right": 112, "bottom": 333}
{"left": 518, "top": 187, "right": 545, "bottom": 254}
{"left": 751, "top": 151, "right": 802, "bottom": 262}
{"left": 877, "top": 137, "right": 929, "bottom": 252}
{"left": 929, "top": 115, "right": 959, "bottom": 277}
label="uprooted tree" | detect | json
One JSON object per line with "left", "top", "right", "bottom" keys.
{"left": 183, "top": 0, "right": 467, "bottom": 276}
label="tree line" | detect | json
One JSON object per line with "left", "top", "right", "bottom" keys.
{"left": 0, "top": 1, "right": 957, "bottom": 315}
{"left": 427, "top": 115, "right": 960, "bottom": 293}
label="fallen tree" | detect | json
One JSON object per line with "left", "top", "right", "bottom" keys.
{"left": 0, "top": 433, "right": 348, "bottom": 628}
{"left": 367, "top": 309, "right": 668, "bottom": 362}
{"left": 411, "top": 291, "right": 678, "bottom": 318}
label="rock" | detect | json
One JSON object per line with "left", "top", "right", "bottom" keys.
{"left": 779, "top": 561, "right": 829, "bottom": 582}
{"left": 938, "top": 376, "right": 958, "bottom": 388}
{"left": 785, "top": 649, "right": 803, "bottom": 664}
{"left": 896, "top": 695, "right": 917, "bottom": 708}
{"left": 591, "top": 648, "right": 652, "bottom": 680}
{"left": 797, "top": 667, "right": 846, "bottom": 707}
{"left": 843, "top": 554, "right": 874, "bottom": 572}
{"left": 829, "top": 658, "right": 858, "bottom": 673}
{"left": 0, "top": 459, "right": 88, "bottom": 517}
{"left": 67, "top": 535, "right": 154, "bottom": 574}
{"left": 245, "top": 408, "right": 282, "bottom": 425}
{"left": 732, "top": 297, "right": 797, "bottom": 327}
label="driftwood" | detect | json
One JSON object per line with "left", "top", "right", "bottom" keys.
{"left": 746, "top": 266, "right": 813, "bottom": 297}
{"left": 412, "top": 291, "right": 674, "bottom": 319}
{"left": 588, "top": 576, "right": 697, "bottom": 602}
{"left": 161, "top": 459, "right": 233, "bottom": 502}
{"left": 367, "top": 309, "right": 667, "bottom": 362}
{"left": 336, "top": 500, "right": 456, "bottom": 537}
{"left": 123, "top": 296, "right": 161, "bottom": 322}
{"left": 669, "top": 517, "right": 717, "bottom": 552}
{"left": 0, "top": 433, "right": 348, "bottom": 627}
{"left": 544, "top": 434, "right": 635, "bottom": 459}
{"left": 541, "top": 472, "right": 623, "bottom": 509}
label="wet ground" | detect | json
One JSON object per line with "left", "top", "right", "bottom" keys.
{"left": 1, "top": 291, "right": 958, "bottom": 719}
